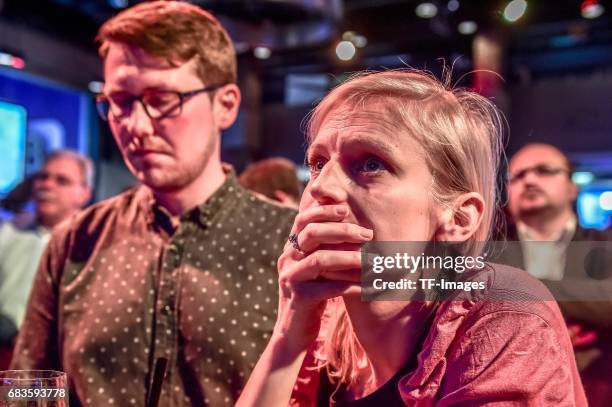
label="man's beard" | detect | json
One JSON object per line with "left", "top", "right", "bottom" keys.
{"left": 517, "top": 200, "right": 563, "bottom": 221}
{"left": 127, "top": 132, "right": 217, "bottom": 193}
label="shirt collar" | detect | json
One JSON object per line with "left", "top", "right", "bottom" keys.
{"left": 140, "top": 164, "right": 242, "bottom": 229}
{"left": 517, "top": 215, "right": 577, "bottom": 243}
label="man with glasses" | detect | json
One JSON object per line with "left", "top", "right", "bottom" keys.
{"left": 11, "top": 2, "right": 295, "bottom": 406}
{"left": 0, "top": 150, "right": 92, "bottom": 362}
{"left": 506, "top": 143, "right": 612, "bottom": 406}
{"left": 507, "top": 143, "right": 579, "bottom": 280}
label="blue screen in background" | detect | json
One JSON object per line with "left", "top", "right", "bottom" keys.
{"left": 577, "top": 189, "right": 612, "bottom": 229}
{"left": 0, "top": 100, "right": 27, "bottom": 195}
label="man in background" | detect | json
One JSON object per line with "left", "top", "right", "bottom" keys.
{"left": 506, "top": 142, "right": 612, "bottom": 406}
{"left": 0, "top": 150, "right": 92, "bottom": 361}
{"left": 11, "top": 2, "right": 295, "bottom": 406}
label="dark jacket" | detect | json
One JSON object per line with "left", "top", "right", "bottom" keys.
{"left": 502, "top": 222, "right": 612, "bottom": 407}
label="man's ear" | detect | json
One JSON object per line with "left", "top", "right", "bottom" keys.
{"left": 213, "top": 84, "right": 241, "bottom": 130}
{"left": 434, "top": 192, "right": 485, "bottom": 242}
{"left": 569, "top": 179, "right": 579, "bottom": 201}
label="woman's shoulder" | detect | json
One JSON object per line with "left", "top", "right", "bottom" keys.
{"left": 434, "top": 262, "right": 572, "bottom": 365}
{"left": 462, "top": 262, "right": 561, "bottom": 321}
{"left": 398, "top": 263, "right": 587, "bottom": 405}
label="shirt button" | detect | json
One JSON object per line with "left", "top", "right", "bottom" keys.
{"left": 164, "top": 305, "right": 173, "bottom": 314}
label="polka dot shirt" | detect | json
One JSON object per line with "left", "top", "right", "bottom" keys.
{"left": 11, "top": 170, "right": 296, "bottom": 406}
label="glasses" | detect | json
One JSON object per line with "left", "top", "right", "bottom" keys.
{"left": 508, "top": 164, "right": 569, "bottom": 183}
{"left": 34, "top": 172, "right": 82, "bottom": 187}
{"left": 95, "top": 85, "right": 222, "bottom": 122}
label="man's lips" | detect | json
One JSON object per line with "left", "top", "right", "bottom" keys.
{"left": 130, "top": 149, "right": 169, "bottom": 159}
{"left": 34, "top": 190, "right": 56, "bottom": 202}
{"left": 521, "top": 188, "right": 545, "bottom": 199}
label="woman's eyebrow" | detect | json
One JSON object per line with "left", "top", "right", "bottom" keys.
{"left": 305, "top": 143, "right": 325, "bottom": 158}
{"left": 342, "top": 135, "right": 397, "bottom": 158}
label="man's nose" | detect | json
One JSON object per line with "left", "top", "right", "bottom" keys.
{"left": 308, "top": 161, "right": 349, "bottom": 205}
{"left": 522, "top": 168, "right": 540, "bottom": 185}
{"left": 124, "top": 101, "right": 154, "bottom": 139}
{"left": 34, "top": 175, "right": 54, "bottom": 190}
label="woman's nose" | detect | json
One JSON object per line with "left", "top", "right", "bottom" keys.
{"left": 308, "top": 161, "right": 349, "bottom": 205}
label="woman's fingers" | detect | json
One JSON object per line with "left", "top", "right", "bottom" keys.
{"left": 292, "top": 204, "right": 349, "bottom": 234}
{"left": 297, "top": 222, "right": 373, "bottom": 253}
{"left": 282, "top": 250, "right": 362, "bottom": 282}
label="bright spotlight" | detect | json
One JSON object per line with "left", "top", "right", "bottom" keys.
{"left": 572, "top": 172, "right": 594, "bottom": 186}
{"left": 581, "top": 0, "right": 604, "bottom": 19}
{"left": 88, "top": 81, "right": 104, "bottom": 93}
{"left": 353, "top": 34, "right": 368, "bottom": 48}
{"left": 458, "top": 20, "right": 478, "bottom": 35}
{"left": 336, "top": 41, "right": 356, "bottom": 61}
{"left": 415, "top": 2, "right": 438, "bottom": 19}
{"left": 253, "top": 46, "right": 271, "bottom": 60}
{"left": 503, "top": 0, "right": 527, "bottom": 23}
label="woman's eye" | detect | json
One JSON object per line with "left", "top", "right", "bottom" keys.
{"left": 308, "top": 158, "right": 326, "bottom": 173}
{"left": 359, "top": 157, "right": 386, "bottom": 173}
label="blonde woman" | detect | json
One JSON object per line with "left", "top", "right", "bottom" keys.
{"left": 237, "top": 70, "right": 586, "bottom": 406}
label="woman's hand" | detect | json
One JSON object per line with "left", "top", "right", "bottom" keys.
{"left": 273, "top": 203, "right": 374, "bottom": 353}
{"left": 237, "top": 204, "right": 373, "bottom": 407}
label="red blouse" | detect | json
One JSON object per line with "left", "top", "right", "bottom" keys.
{"left": 290, "top": 264, "right": 587, "bottom": 406}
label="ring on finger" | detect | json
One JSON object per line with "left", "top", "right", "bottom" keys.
{"left": 288, "top": 233, "right": 306, "bottom": 255}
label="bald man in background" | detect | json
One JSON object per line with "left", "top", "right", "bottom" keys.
{"left": 505, "top": 143, "right": 612, "bottom": 407}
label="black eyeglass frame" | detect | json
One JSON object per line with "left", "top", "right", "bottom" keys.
{"left": 508, "top": 164, "right": 570, "bottom": 184}
{"left": 95, "top": 84, "right": 224, "bottom": 122}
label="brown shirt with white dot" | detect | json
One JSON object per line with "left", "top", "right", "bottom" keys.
{"left": 11, "top": 170, "right": 295, "bottom": 406}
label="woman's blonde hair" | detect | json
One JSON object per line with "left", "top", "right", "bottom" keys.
{"left": 306, "top": 69, "right": 505, "bottom": 386}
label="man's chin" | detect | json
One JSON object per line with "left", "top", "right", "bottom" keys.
{"left": 137, "top": 171, "right": 185, "bottom": 193}
{"left": 517, "top": 204, "right": 551, "bottom": 217}
{"left": 35, "top": 201, "right": 57, "bottom": 214}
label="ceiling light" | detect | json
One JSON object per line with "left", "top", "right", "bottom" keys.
{"left": 336, "top": 41, "right": 356, "bottom": 61}
{"left": 503, "top": 0, "right": 527, "bottom": 23}
{"left": 342, "top": 31, "right": 355, "bottom": 41}
{"left": 353, "top": 34, "right": 368, "bottom": 48}
{"left": 458, "top": 20, "right": 478, "bottom": 35}
{"left": 88, "top": 81, "right": 104, "bottom": 93}
{"left": 581, "top": 0, "right": 604, "bottom": 19}
{"left": 342, "top": 31, "right": 367, "bottom": 48}
{"left": 447, "top": 0, "right": 460, "bottom": 12}
{"left": 0, "top": 51, "right": 25, "bottom": 70}
{"left": 573, "top": 172, "right": 594, "bottom": 185}
{"left": 109, "top": 0, "right": 128, "bottom": 9}
{"left": 253, "top": 46, "right": 271, "bottom": 60}
{"left": 415, "top": 2, "right": 438, "bottom": 19}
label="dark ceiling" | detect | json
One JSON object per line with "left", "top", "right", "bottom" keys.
{"left": 1, "top": 0, "right": 611, "bottom": 78}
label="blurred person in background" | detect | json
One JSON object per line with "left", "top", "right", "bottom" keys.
{"left": 11, "top": 2, "right": 294, "bottom": 406}
{"left": 0, "top": 149, "right": 93, "bottom": 366}
{"left": 239, "top": 157, "right": 302, "bottom": 209}
{"left": 506, "top": 143, "right": 612, "bottom": 406}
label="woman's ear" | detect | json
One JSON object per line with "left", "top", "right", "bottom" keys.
{"left": 213, "top": 83, "right": 241, "bottom": 130}
{"left": 435, "top": 192, "right": 485, "bottom": 242}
